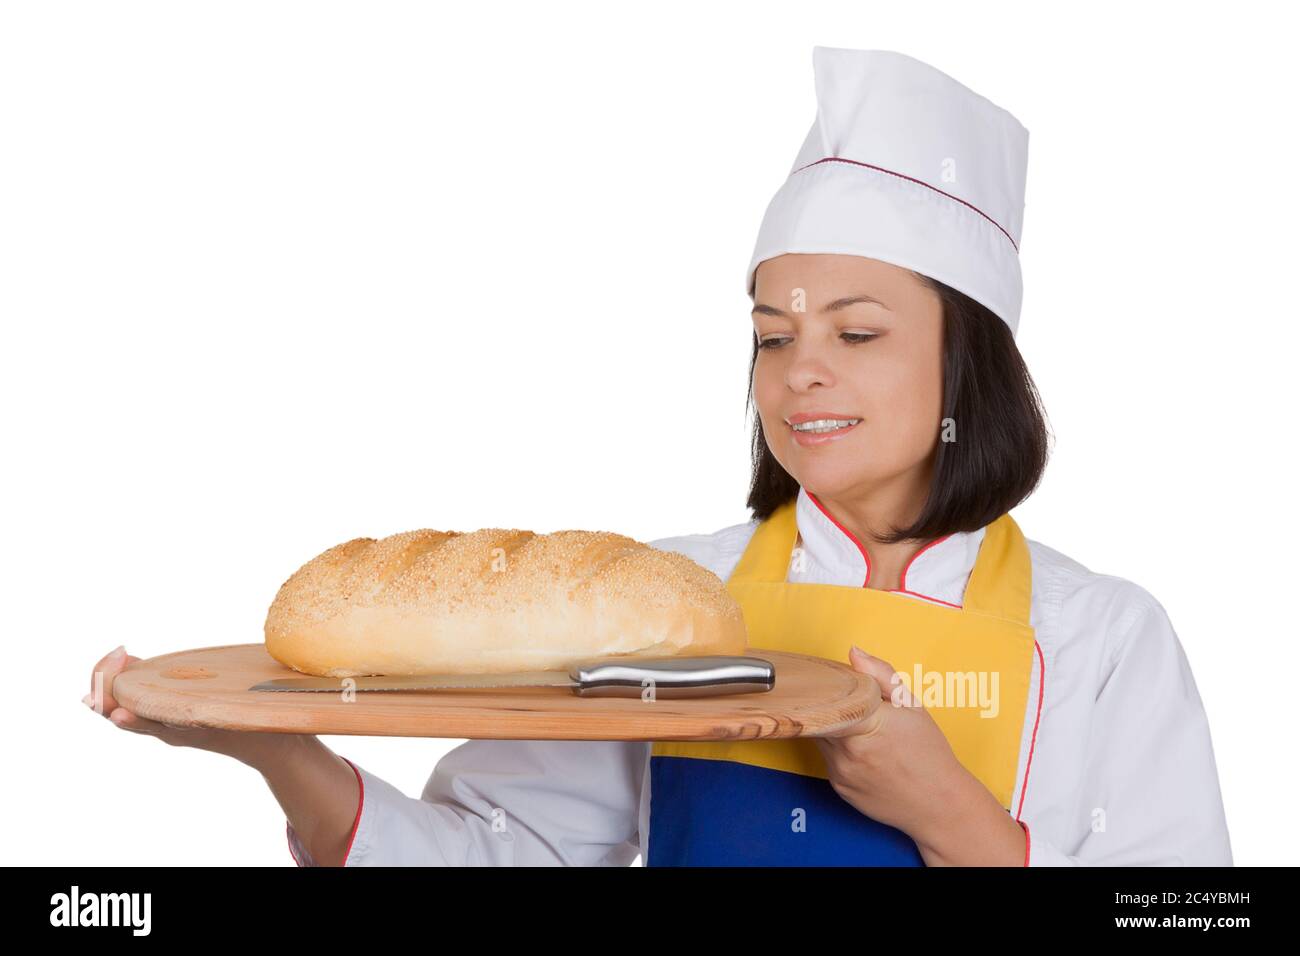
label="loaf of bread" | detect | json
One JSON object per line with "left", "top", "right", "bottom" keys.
{"left": 264, "top": 527, "right": 748, "bottom": 677}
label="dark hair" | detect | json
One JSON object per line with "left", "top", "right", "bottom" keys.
{"left": 744, "top": 273, "right": 1051, "bottom": 543}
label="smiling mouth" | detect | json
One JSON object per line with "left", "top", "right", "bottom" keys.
{"left": 787, "top": 417, "right": 862, "bottom": 434}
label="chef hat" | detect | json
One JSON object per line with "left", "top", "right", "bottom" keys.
{"left": 745, "top": 47, "right": 1030, "bottom": 336}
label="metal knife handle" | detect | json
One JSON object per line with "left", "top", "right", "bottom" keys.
{"left": 569, "top": 656, "right": 775, "bottom": 698}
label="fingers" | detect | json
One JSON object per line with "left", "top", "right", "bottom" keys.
{"left": 84, "top": 645, "right": 144, "bottom": 717}
{"left": 820, "top": 677, "right": 887, "bottom": 739}
{"left": 89, "top": 642, "right": 125, "bottom": 686}
{"left": 84, "top": 645, "right": 127, "bottom": 716}
{"left": 819, "top": 648, "right": 920, "bottom": 744}
{"left": 84, "top": 647, "right": 194, "bottom": 742}
{"left": 108, "top": 707, "right": 190, "bottom": 738}
{"left": 849, "top": 645, "right": 917, "bottom": 708}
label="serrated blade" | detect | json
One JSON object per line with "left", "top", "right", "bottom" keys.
{"left": 250, "top": 671, "right": 578, "bottom": 692}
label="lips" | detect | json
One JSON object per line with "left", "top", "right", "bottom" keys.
{"left": 785, "top": 411, "right": 860, "bottom": 425}
{"left": 784, "top": 412, "right": 862, "bottom": 447}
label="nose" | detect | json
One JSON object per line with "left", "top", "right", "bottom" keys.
{"left": 784, "top": 344, "right": 836, "bottom": 391}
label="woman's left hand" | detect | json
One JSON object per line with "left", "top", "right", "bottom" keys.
{"left": 814, "top": 645, "right": 1026, "bottom": 866}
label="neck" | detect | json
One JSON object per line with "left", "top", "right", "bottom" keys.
{"left": 805, "top": 474, "right": 932, "bottom": 591}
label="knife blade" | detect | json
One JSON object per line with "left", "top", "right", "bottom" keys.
{"left": 249, "top": 655, "right": 775, "bottom": 698}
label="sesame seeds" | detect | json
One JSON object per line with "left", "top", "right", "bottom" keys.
{"left": 264, "top": 525, "right": 744, "bottom": 643}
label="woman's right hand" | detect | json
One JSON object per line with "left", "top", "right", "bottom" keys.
{"left": 84, "top": 645, "right": 300, "bottom": 769}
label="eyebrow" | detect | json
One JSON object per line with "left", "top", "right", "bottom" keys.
{"left": 751, "top": 294, "right": 890, "bottom": 318}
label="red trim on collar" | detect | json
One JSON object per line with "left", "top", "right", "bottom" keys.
{"left": 804, "top": 491, "right": 956, "bottom": 603}
{"left": 899, "top": 533, "right": 953, "bottom": 591}
{"left": 806, "top": 490, "right": 872, "bottom": 587}
{"left": 793, "top": 156, "right": 1021, "bottom": 253}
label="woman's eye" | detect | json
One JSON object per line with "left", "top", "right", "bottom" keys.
{"left": 758, "top": 332, "right": 876, "bottom": 349}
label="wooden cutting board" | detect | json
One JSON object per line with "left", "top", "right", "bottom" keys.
{"left": 109, "top": 644, "right": 876, "bottom": 740}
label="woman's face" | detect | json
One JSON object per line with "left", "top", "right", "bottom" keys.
{"left": 751, "top": 253, "right": 945, "bottom": 506}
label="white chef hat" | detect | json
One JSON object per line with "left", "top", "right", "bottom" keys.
{"left": 745, "top": 47, "right": 1030, "bottom": 336}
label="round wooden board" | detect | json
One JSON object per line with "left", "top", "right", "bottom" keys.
{"left": 109, "top": 644, "right": 875, "bottom": 740}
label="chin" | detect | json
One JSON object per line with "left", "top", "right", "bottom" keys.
{"left": 782, "top": 455, "right": 875, "bottom": 499}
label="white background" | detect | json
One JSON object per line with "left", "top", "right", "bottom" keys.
{"left": 3, "top": 0, "right": 1294, "bottom": 866}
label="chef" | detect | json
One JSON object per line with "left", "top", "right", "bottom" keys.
{"left": 93, "top": 45, "right": 1235, "bottom": 866}
{"left": 275, "top": 46, "right": 1233, "bottom": 867}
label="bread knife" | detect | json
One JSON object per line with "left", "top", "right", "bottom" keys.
{"left": 249, "top": 655, "right": 775, "bottom": 699}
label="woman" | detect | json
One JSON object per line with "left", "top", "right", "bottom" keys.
{"left": 84, "top": 46, "right": 1232, "bottom": 866}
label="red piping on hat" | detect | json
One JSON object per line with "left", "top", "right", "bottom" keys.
{"left": 795, "top": 156, "right": 1020, "bottom": 253}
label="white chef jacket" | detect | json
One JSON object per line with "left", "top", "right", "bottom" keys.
{"left": 286, "top": 487, "right": 1233, "bottom": 866}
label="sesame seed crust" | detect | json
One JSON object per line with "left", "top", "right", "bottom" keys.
{"left": 263, "top": 527, "right": 748, "bottom": 677}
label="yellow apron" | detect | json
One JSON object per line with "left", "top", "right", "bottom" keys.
{"left": 647, "top": 499, "right": 1037, "bottom": 865}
